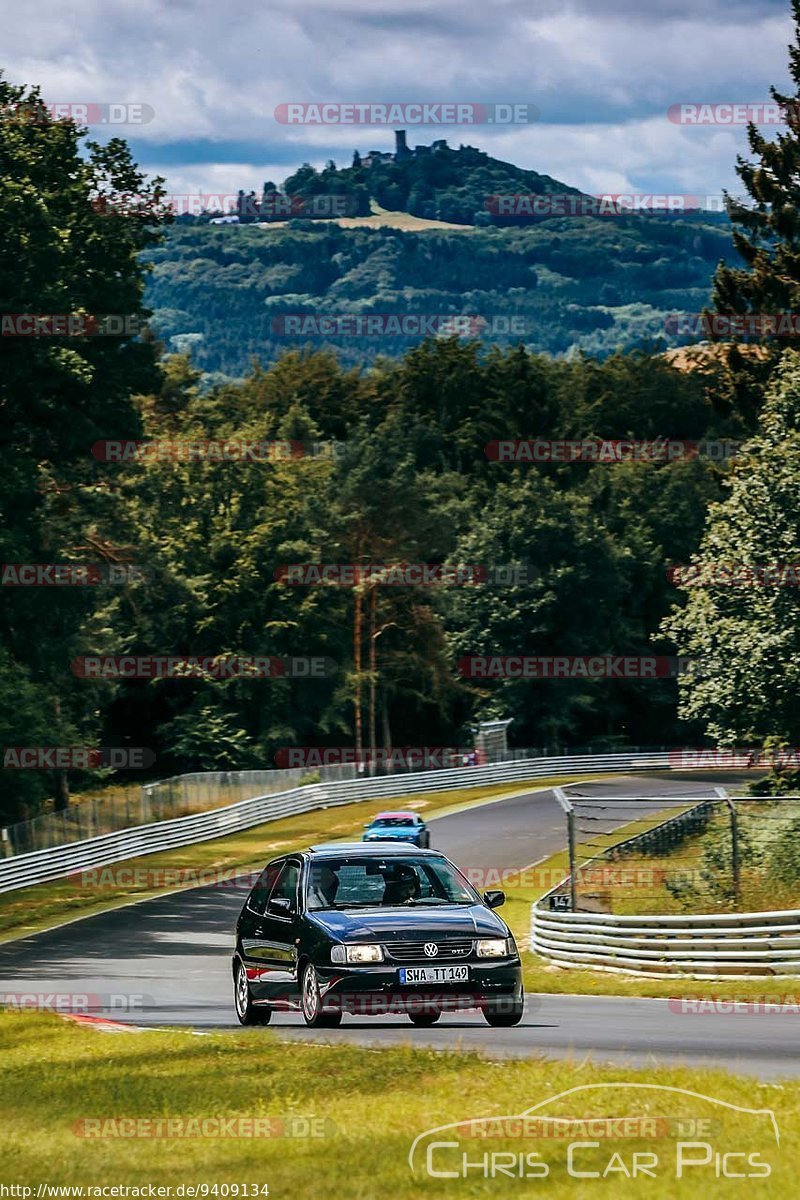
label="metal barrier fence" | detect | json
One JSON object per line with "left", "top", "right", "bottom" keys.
{"left": 0, "top": 749, "right": 675, "bottom": 894}
{"left": 531, "top": 788, "right": 800, "bottom": 976}
{"left": 530, "top": 905, "right": 800, "bottom": 977}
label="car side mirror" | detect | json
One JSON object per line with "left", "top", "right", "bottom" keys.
{"left": 268, "top": 896, "right": 293, "bottom": 915}
{"left": 483, "top": 890, "right": 505, "bottom": 909}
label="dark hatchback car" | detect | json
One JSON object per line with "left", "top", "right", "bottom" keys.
{"left": 233, "top": 843, "right": 523, "bottom": 1029}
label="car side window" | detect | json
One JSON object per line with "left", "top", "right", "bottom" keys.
{"left": 247, "top": 861, "right": 283, "bottom": 915}
{"left": 269, "top": 860, "right": 300, "bottom": 912}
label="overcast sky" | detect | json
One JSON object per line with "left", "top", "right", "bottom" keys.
{"left": 3, "top": 0, "right": 794, "bottom": 201}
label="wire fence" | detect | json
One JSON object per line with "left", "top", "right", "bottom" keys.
{"left": 1, "top": 744, "right": 623, "bottom": 858}
{"left": 0, "top": 767, "right": 346, "bottom": 857}
{"left": 0, "top": 742, "right": 708, "bottom": 861}
{"left": 549, "top": 787, "right": 800, "bottom": 915}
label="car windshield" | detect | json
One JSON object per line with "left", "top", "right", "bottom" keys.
{"left": 305, "top": 856, "right": 479, "bottom": 910}
{"left": 373, "top": 817, "right": 415, "bottom": 827}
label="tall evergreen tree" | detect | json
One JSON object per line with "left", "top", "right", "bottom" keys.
{"left": 710, "top": 0, "right": 800, "bottom": 424}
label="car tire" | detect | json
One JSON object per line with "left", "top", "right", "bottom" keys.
{"left": 408, "top": 1009, "right": 441, "bottom": 1026}
{"left": 483, "top": 996, "right": 524, "bottom": 1027}
{"left": 234, "top": 959, "right": 272, "bottom": 1026}
{"left": 300, "top": 963, "right": 343, "bottom": 1028}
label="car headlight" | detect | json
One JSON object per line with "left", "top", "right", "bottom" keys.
{"left": 476, "top": 937, "right": 512, "bottom": 958}
{"left": 331, "top": 944, "right": 384, "bottom": 964}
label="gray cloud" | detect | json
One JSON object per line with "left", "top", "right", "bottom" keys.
{"left": 1, "top": 0, "right": 792, "bottom": 195}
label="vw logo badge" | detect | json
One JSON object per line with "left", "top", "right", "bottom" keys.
{"left": 424, "top": 942, "right": 439, "bottom": 957}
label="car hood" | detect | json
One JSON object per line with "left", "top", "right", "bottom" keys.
{"left": 307, "top": 904, "right": 508, "bottom": 940}
{"left": 363, "top": 828, "right": 419, "bottom": 838}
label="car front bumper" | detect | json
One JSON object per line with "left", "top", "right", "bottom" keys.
{"left": 313, "top": 959, "right": 522, "bottom": 1014}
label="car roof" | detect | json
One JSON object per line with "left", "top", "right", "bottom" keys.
{"left": 371, "top": 811, "right": 420, "bottom": 820}
{"left": 306, "top": 841, "right": 439, "bottom": 857}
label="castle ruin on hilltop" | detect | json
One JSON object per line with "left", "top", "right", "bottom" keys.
{"left": 362, "top": 130, "right": 449, "bottom": 167}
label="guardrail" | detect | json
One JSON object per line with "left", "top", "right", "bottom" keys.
{"left": 530, "top": 904, "right": 800, "bottom": 977}
{"left": 0, "top": 749, "right": 673, "bottom": 894}
{"left": 531, "top": 788, "right": 800, "bottom": 977}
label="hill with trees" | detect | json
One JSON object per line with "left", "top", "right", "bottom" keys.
{"left": 147, "top": 212, "right": 732, "bottom": 378}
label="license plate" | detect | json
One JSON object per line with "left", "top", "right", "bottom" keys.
{"left": 398, "top": 965, "right": 469, "bottom": 984}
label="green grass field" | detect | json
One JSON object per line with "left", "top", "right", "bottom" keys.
{"left": 1, "top": 1011, "right": 794, "bottom": 1198}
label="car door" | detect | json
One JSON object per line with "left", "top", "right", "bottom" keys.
{"left": 238, "top": 859, "right": 283, "bottom": 964}
{"left": 257, "top": 858, "right": 302, "bottom": 1005}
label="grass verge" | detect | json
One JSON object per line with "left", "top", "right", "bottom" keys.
{"left": 1, "top": 1010, "right": 794, "bottom": 1197}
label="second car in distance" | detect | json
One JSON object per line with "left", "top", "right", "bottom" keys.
{"left": 362, "top": 810, "right": 430, "bottom": 847}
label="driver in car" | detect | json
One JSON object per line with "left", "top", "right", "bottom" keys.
{"left": 308, "top": 864, "right": 339, "bottom": 908}
{"left": 383, "top": 864, "right": 421, "bottom": 905}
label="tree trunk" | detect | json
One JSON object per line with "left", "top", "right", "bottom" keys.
{"left": 353, "top": 587, "right": 363, "bottom": 768}
{"left": 368, "top": 586, "right": 377, "bottom": 775}
{"left": 53, "top": 770, "right": 70, "bottom": 812}
{"left": 381, "top": 689, "right": 393, "bottom": 773}
{"left": 52, "top": 696, "right": 70, "bottom": 811}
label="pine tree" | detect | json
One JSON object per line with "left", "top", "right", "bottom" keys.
{"left": 714, "top": 0, "right": 800, "bottom": 322}
{"left": 707, "top": 0, "right": 800, "bottom": 423}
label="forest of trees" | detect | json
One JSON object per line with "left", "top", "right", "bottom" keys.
{"left": 147, "top": 213, "right": 732, "bottom": 376}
